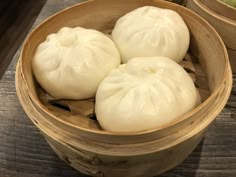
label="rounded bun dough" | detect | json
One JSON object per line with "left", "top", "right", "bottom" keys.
{"left": 112, "top": 6, "right": 190, "bottom": 63}
{"left": 95, "top": 57, "right": 200, "bottom": 133}
{"left": 33, "top": 27, "right": 120, "bottom": 99}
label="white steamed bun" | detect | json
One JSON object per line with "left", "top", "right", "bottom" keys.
{"left": 33, "top": 27, "right": 120, "bottom": 99}
{"left": 112, "top": 6, "right": 190, "bottom": 63}
{"left": 95, "top": 57, "right": 199, "bottom": 133}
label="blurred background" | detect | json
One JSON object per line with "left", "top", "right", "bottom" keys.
{"left": 0, "top": 0, "right": 46, "bottom": 78}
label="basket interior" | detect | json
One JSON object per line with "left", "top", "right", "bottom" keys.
{"left": 37, "top": 51, "right": 209, "bottom": 131}
{"left": 20, "top": 0, "right": 227, "bottom": 132}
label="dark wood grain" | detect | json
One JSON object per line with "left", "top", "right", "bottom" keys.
{"left": 0, "top": 0, "right": 235, "bottom": 177}
{"left": 0, "top": 0, "right": 46, "bottom": 79}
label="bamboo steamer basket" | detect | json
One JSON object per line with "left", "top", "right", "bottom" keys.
{"left": 16, "top": 62, "right": 232, "bottom": 177}
{"left": 186, "top": 0, "right": 236, "bottom": 72}
{"left": 16, "top": 0, "right": 232, "bottom": 176}
{"left": 198, "top": 0, "right": 236, "bottom": 20}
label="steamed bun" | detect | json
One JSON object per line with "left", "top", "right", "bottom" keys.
{"left": 33, "top": 27, "right": 120, "bottom": 99}
{"left": 95, "top": 57, "right": 199, "bottom": 133}
{"left": 112, "top": 6, "right": 190, "bottom": 63}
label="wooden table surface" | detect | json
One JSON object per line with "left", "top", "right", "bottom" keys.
{"left": 0, "top": 0, "right": 236, "bottom": 177}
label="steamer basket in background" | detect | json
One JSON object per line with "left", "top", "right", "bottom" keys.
{"left": 186, "top": 0, "right": 236, "bottom": 72}
{"left": 16, "top": 0, "right": 232, "bottom": 176}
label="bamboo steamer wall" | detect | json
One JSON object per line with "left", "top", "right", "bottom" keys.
{"left": 16, "top": 0, "right": 232, "bottom": 176}
{"left": 186, "top": 0, "right": 236, "bottom": 72}
{"left": 16, "top": 62, "right": 232, "bottom": 177}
